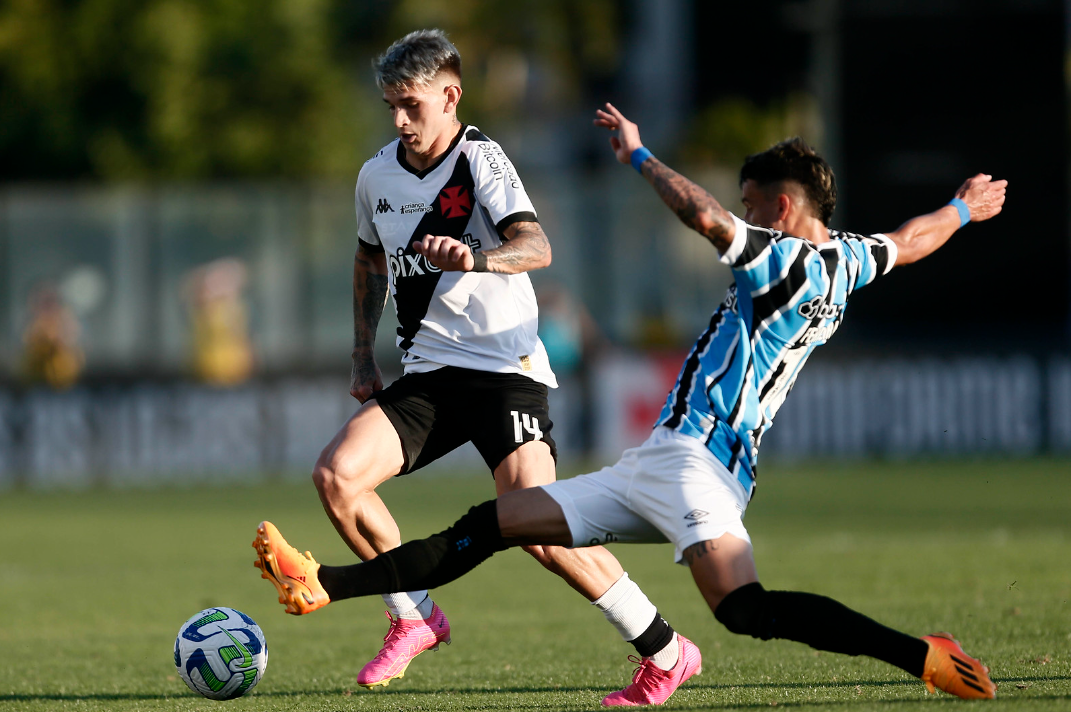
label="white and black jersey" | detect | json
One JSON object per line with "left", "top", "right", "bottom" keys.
{"left": 356, "top": 125, "right": 556, "bottom": 388}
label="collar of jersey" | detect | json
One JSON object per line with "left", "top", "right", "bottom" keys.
{"left": 396, "top": 124, "right": 468, "bottom": 180}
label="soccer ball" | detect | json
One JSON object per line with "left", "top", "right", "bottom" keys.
{"left": 174, "top": 607, "right": 268, "bottom": 700}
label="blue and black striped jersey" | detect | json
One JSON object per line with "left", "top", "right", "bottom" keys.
{"left": 657, "top": 214, "right": 897, "bottom": 499}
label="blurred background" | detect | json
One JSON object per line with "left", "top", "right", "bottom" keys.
{"left": 0, "top": 0, "right": 1067, "bottom": 488}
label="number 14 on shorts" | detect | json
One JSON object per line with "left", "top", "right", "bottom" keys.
{"left": 510, "top": 410, "right": 543, "bottom": 443}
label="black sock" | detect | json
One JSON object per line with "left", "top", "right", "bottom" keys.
{"left": 318, "top": 500, "right": 507, "bottom": 601}
{"left": 715, "top": 582, "right": 930, "bottom": 678}
{"left": 629, "top": 611, "right": 676, "bottom": 658}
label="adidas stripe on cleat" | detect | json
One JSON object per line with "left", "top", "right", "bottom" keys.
{"left": 252, "top": 521, "right": 330, "bottom": 615}
{"left": 920, "top": 632, "right": 996, "bottom": 699}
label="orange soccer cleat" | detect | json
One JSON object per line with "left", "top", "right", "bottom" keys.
{"left": 252, "top": 521, "right": 331, "bottom": 615}
{"left": 920, "top": 632, "right": 996, "bottom": 699}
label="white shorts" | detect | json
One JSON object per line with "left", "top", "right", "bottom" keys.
{"left": 542, "top": 427, "right": 752, "bottom": 563}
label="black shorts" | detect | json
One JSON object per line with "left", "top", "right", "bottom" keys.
{"left": 372, "top": 366, "right": 557, "bottom": 475}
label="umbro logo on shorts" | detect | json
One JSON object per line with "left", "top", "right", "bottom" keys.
{"left": 683, "top": 509, "right": 709, "bottom": 521}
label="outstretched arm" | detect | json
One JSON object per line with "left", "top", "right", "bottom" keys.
{"left": 594, "top": 103, "right": 737, "bottom": 253}
{"left": 885, "top": 174, "right": 1007, "bottom": 266}
{"left": 413, "top": 220, "right": 552, "bottom": 274}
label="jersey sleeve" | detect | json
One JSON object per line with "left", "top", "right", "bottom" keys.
{"left": 840, "top": 233, "right": 897, "bottom": 290}
{"left": 467, "top": 141, "right": 538, "bottom": 236}
{"left": 719, "top": 213, "right": 809, "bottom": 295}
{"left": 354, "top": 165, "right": 384, "bottom": 253}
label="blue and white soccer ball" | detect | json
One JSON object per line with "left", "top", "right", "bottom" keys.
{"left": 174, "top": 607, "right": 268, "bottom": 700}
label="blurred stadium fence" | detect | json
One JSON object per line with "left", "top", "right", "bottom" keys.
{"left": 4, "top": 183, "right": 1070, "bottom": 488}
{"left": 0, "top": 174, "right": 737, "bottom": 377}
{"left": 2, "top": 355, "right": 1071, "bottom": 489}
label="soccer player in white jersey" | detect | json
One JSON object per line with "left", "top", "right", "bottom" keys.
{"left": 253, "top": 31, "right": 684, "bottom": 693}
{"left": 254, "top": 102, "right": 1008, "bottom": 704}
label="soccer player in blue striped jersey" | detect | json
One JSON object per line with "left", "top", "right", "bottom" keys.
{"left": 253, "top": 104, "right": 1006, "bottom": 704}
{"left": 657, "top": 149, "right": 897, "bottom": 499}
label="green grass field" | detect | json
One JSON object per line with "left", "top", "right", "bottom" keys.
{"left": 2, "top": 460, "right": 1069, "bottom": 711}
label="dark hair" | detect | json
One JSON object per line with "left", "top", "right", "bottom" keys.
{"left": 739, "top": 137, "right": 837, "bottom": 225}
{"left": 374, "top": 29, "right": 462, "bottom": 90}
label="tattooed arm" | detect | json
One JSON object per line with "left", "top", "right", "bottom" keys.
{"left": 351, "top": 242, "right": 389, "bottom": 402}
{"left": 412, "top": 220, "right": 552, "bottom": 274}
{"left": 593, "top": 102, "right": 737, "bottom": 254}
{"left": 484, "top": 221, "right": 552, "bottom": 273}
{"left": 640, "top": 159, "right": 736, "bottom": 253}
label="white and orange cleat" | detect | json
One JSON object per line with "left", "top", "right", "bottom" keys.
{"left": 920, "top": 632, "right": 996, "bottom": 699}
{"left": 252, "top": 521, "right": 330, "bottom": 615}
{"left": 601, "top": 634, "right": 702, "bottom": 706}
{"left": 357, "top": 604, "right": 451, "bottom": 689}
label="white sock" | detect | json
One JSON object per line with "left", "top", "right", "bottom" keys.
{"left": 650, "top": 632, "right": 679, "bottom": 671}
{"left": 381, "top": 590, "right": 431, "bottom": 620}
{"left": 593, "top": 573, "right": 658, "bottom": 640}
{"left": 415, "top": 594, "right": 435, "bottom": 620}
{"left": 593, "top": 573, "right": 679, "bottom": 670}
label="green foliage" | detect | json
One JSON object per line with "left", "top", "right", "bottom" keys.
{"left": 0, "top": 0, "right": 623, "bottom": 181}
{"left": 0, "top": 0, "right": 371, "bottom": 180}
{"left": 1, "top": 460, "right": 1070, "bottom": 710}
{"left": 681, "top": 93, "right": 822, "bottom": 168}
{"left": 386, "top": 0, "right": 621, "bottom": 120}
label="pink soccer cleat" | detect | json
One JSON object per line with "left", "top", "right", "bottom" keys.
{"left": 356, "top": 603, "right": 451, "bottom": 689}
{"left": 602, "top": 634, "right": 702, "bottom": 706}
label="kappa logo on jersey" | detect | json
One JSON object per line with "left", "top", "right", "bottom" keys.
{"left": 388, "top": 247, "right": 441, "bottom": 281}
{"left": 438, "top": 186, "right": 472, "bottom": 218}
{"left": 375, "top": 199, "right": 394, "bottom": 214}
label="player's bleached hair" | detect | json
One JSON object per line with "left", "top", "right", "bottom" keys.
{"left": 740, "top": 138, "right": 837, "bottom": 225}
{"left": 374, "top": 29, "right": 462, "bottom": 90}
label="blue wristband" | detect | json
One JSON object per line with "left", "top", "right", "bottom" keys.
{"left": 630, "top": 147, "right": 653, "bottom": 174}
{"left": 948, "top": 198, "right": 970, "bottom": 228}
